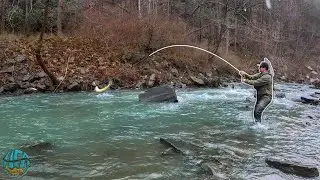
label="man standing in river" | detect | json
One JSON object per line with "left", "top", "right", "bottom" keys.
{"left": 239, "top": 60, "right": 274, "bottom": 124}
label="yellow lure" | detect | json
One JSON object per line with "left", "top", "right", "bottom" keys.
{"left": 94, "top": 80, "right": 113, "bottom": 93}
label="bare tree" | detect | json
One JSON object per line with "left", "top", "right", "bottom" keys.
{"left": 0, "top": 0, "right": 7, "bottom": 34}
{"left": 35, "top": 0, "right": 59, "bottom": 86}
{"left": 57, "top": 0, "right": 64, "bottom": 36}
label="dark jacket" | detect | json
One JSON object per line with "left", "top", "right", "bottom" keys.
{"left": 244, "top": 72, "right": 273, "bottom": 97}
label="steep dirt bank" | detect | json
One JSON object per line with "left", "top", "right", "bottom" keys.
{"left": 0, "top": 36, "right": 319, "bottom": 96}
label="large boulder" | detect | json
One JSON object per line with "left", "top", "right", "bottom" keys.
{"left": 265, "top": 157, "right": 319, "bottom": 178}
{"left": 2, "top": 83, "right": 20, "bottom": 93}
{"left": 139, "top": 85, "right": 178, "bottom": 103}
{"left": 68, "top": 82, "right": 81, "bottom": 91}
{"left": 300, "top": 96, "right": 319, "bottom": 105}
{"left": 190, "top": 75, "right": 205, "bottom": 85}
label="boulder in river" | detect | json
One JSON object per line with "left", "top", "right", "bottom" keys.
{"left": 300, "top": 96, "right": 319, "bottom": 105}
{"left": 19, "top": 141, "right": 55, "bottom": 155}
{"left": 201, "top": 162, "right": 228, "bottom": 180}
{"left": 139, "top": 85, "right": 178, "bottom": 103}
{"left": 265, "top": 157, "right": 319, "bottom": 178}
{"left": 159, "top": 138, "right": 183, "bottom": 154}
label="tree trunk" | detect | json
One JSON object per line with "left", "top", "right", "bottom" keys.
{"left": 0, "top": 0, "right": 6, "bottom": 34}
{"left": 225, "top": 11, "right": 229, "bottom": 55}
{"left": 234, "top": 16, "right": 237, "bottom": 51}
{"left": 167, "top": 0, "right": 170, "bottom": 16}
{"left": 148, "top": 0, "right": 151, "bottom": 15}
{"left": 57, "top": 0, "right": 63, "bottom": 36}
{"left": 24, "top": 0, "right": 30, "bottom": 35}
{"left": 35, "top": 0, "right": 59, "bottom": 86}
{"left": 138, "top": 0, "right": 141, "bottom": 18}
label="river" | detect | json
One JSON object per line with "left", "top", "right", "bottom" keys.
{"left": 0, "top": 83, "right": 319, "bottom": 180}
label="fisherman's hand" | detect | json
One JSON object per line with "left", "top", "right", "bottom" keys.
{"left": 239, "top": 71, "right": 247, "bottom": 76}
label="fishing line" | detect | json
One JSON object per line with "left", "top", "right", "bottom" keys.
{"left": 148, "top": 45, "right": 241, "bottom": 73}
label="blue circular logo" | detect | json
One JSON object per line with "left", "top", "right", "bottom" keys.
{"left": 2, "top": 149, "right": 31, "bottom": 176}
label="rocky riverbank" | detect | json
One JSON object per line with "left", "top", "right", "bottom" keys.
{"left": 1, "top": 36, "right": 319, "bottom": 96}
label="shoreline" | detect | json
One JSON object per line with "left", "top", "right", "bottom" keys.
{"left": 1, "top": 80, "right": 319, "bottom": 97}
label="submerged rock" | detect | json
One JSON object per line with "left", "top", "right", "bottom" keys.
{"left": 139, "top": 85, "right": 178, "bottom": 103}
{"left": 159, "top": 138, "right": 183, "bottom": 154}
{"left": 19, "top": 142, "right": 55, "bottom": 155}
{"left": 265, "top": 157, "right": 319, "bottom": 178}
{"left": 201, "top": 162, "right": 228, "bottom": 180}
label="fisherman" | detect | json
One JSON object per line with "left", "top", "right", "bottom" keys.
{"left": 239, "top": 61, "right": 273, "bottom": 123}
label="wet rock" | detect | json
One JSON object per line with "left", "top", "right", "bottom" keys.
{"left": 22, "top": 74, "right": 31, "bottom": 82}
{"left": 221, "top": 83, "right": 228, "bottom": 87}
{"left": 80, "top": 67, "right": 86, "bottom": 74}
{"left": 135, "top": 75, "right": 148, "bottom": 89}
{"left": 201, "top": 162, "right": 228, "bottom": 180}
{"left": 7, "top": 76, "right": 14, "bottom": 82}
{"left": 310, "top": 93, "right": 320, "bottom": 98}
{"left": 175, "top": 82, "right": 187, "bottom": 89}
{"left": 0, "top": 66, "right": 14, "bottom": 73}
{"left": 139, "top": 85, "right": 178, "bottom": 103}
{"left": 29, "top": 75, "right": 40, "bottom": 83}
{"left": 37, "top": 71, "right": 47, "bottom": 78}
{"left": 159, "top": 138, "right": 183, "bottom": 154}
{"left": 24, "top": 88, "right": 38, "bottom": 94}
{"left": 68, "top": 82, "right": 81, "bottom": 91}
{"left": 20, "top": 142, "right": 55, "bottom": 155}
{"left": 275, "top": 92, "right": 285, "bottom": 98}
{"left": 2, "top": 83, "right": 20, "bottom": 92}
{"left": 161, "top": 148, "right": 176, "bottom": 156}
{"left": 265, "top": 157, "right": 319, "bottom": 178}
{"left": 300, "top": 96, "right": 319, "bottom": 105}
{"left": 305, "top": 122, "right": 311, "bottom": 126}
{"left": 190, "top": 76, "right": 205, "bottom": 85}
{"left": 207, "top": 77, "right": 220, "bottom": 87}
{"left": 36, "top": 84, "right": 46, "bottom": 91}
{"left": 306, "top": 65, "right": 313, "bottom": 71}
{"left": 148, "top": 73, "right": 156, "bottom": 87}
{"left": 170, "top": 67, "right": 179, "bottom": 77}
{"left": 15, "top": 55, "right": 27, "bottom": 63}
{"left": 311, "top": 79, "right": 320, "bottom": 88}
{"left": 205, "top": 71, "right": 213, "bottom": 78}
{"left": 0, "top": 87, "right": 4, "bottom": 94}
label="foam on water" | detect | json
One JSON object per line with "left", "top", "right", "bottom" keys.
{"left": 96, "top": 92, "right": 114, "bottom": 99}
